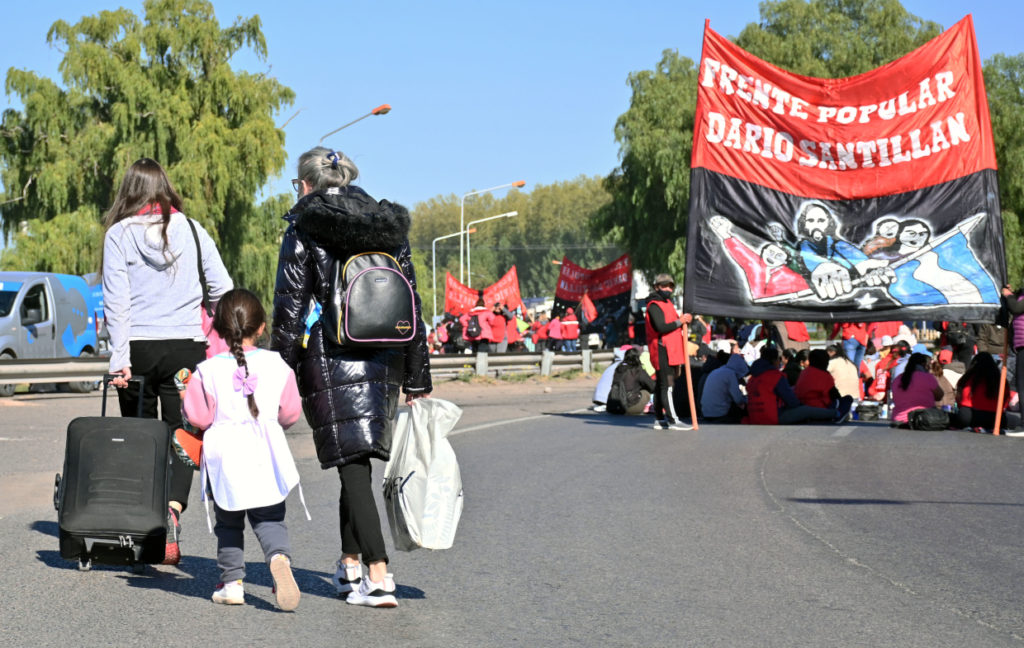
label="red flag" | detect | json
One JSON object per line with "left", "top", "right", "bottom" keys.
{"left": 580, "top": 293, "right": 598, "bottom": 324}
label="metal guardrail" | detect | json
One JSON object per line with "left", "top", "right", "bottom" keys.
{"left": 0, "top": 350, "right": 617, "bottom": 386}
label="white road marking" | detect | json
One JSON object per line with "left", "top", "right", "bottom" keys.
{"left": 832, "top": 426, "right": 856, "bottom": 437}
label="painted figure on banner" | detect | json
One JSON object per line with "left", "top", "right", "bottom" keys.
{"left": 883, "top": 215, "right": 999, "bottom": 306}
{"left": 792, "top": 201, "right": 894, "bottom": 300}
{"left": 709, "top": 206, "right": 998, "bottom": 309}
{"left": 708, "top": 216, "right": 810, "bottom": 300}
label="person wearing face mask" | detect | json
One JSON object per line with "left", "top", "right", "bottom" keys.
{"left": 644, "top": 274, "right": 693, "bottom": 430}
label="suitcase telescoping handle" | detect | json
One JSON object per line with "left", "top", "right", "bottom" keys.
{"left": 101, "top": 374, "right": 146, "bottom": 418}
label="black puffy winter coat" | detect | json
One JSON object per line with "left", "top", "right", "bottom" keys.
{"left": 270, "top": 186, "right": 432, "bottom": 469}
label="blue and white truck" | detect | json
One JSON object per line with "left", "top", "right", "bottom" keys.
{"left": 0, "top": 271, "right": 107, "bottom": 396}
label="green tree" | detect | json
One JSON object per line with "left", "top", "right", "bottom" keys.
{"left": 594, "top": 50, "right": 698, "bottom": 282}
{"left": 600, "top": 0, "right": 944, "bottom": 282}
{"left": 732, "top": 0, "right": 941, "bottom": 78}
{"left": 985, "top": 54, "right": 1024, "bottom": 223}
{"left": 0, "top": 0, "right": 294, "bottom": 293}
{"left": 409, "top": 176, "right": 618, "bottom": 320}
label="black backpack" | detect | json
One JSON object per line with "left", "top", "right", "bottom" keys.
{"left": 908, "top": 407, "right": 950, "bottom": 431}
{"left": 465, "top": 314, "right": 482, "bottom": 338}
{"left": 448, "top": 320, "right": 466, "bottom": 351}
{"left": 606, "top": 379, "right": 627, "bottom": 415}
{"left": 324, "top": 252, "right": 416, "bottom": 347}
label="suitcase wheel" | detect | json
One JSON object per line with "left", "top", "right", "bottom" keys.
{"left": 53, "top": 473, "right": 61, "bottom": 512}
{"left": 78, "top": 558, "right": 92, "bottom": 571}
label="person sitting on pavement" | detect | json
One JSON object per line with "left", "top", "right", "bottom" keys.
{"left": 784, "top": 348, "right": 809, "bottom": 386}
{"left": 607, "top": 347, "right": 657, "bottom": 415}
{"left": 890, "top": 351, "right": 944, "bottom": 426}
{"left": 826, "top": 343, "right": 862, "bottom": 400}
{"left": 951, "top": 351, "right": 1021, "bottom": 433}
{"left": 700, "top": 351, "right": 749, "bottom": 423}
{"left": 592, "top": 345, "right": 629, "bottom": 412}
{"left": 746, "top": 346, "right": 851, "bottom": 425}
{"left": 795, "top": 349, "right": 843, "bottom": 410}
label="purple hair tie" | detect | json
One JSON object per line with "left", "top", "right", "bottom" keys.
{"left": 232, "top": 367, "right": 258, "bottom": 397}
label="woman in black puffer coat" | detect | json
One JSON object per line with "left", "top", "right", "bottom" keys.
{"left": 271, "top": 146, "right": 431, "bottom": 608}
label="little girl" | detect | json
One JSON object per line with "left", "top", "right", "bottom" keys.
{"left": 183, "top": 288, "right": 307, "bottom": 611}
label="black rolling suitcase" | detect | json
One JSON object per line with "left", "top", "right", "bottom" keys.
{"left": 54, "top": 376, "right": 170, "bottom": 571}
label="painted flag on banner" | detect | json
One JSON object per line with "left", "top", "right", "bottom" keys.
{"left": 552, "top": 254, "right": 633, "bottom": 320}
{"left": 444, "top": 267, "right": 527, "bottom": 316}
{"left": 683, "top": 16, "right": 1005, "bottom": 323}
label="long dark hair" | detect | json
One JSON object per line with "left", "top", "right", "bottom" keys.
{"left": 899, "top": 352, "right": 931, "bottom": 391}
{"left": 212, "top": 289, "right": 266, "bottom": 419}
{"left": 959, "top": 352, "right": 1002, "bottom": 399}
{"left": 101, "top": 158, "right": 183, "bottom": 270}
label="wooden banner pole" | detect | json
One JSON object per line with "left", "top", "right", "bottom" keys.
{"left": 681, "top": 322, "right": 699, "bottom": 430}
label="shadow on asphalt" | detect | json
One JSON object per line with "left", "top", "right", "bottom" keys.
{"left": 788, "top": 497, "right": 1024, "bottom": 507}
{"left": 34, "top": 545, "right": 427, "bottom": 604}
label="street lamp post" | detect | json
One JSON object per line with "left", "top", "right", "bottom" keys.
{"left": 466, "top": 211, "right": 518, "bottom": 288}
{"left": 318, "top": 104, "right": 392, "bottom": 143}
{"left": 459, "top": 180, "right": 525, "bottom": 284}
{"left": 432, "top": 228, "right": 476, "bottom": 325}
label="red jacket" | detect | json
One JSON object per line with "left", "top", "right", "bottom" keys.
{"left": 645, "top": 299, "right": 685, "bottom": 370}
{"left": 831, "top": 322, "right": 869, "bottom": 346}
{"left": 561, "top": 313, "right": 580, "bottom": 340}
{"left": 747, "top": 369, "right": 784, "bottom": 424}
{"left": 795, "top": 366, "right": 835, "bottom": 409}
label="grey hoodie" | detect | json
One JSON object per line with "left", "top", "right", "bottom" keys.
{"left": 102, "top": 212, "right": 232, "bottom": 372}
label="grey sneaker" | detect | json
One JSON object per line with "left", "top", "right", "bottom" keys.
{"left": 653, "top": 420, "right": 667, "bottom": 430}
{"left": 345, "top": 573, "right": 397, "bottom": 608}
{"left": 332, "top": 560, "right": 363, "bottom": 596}
{"left": 666, "top": 420, "right": 694, "bottom": 430}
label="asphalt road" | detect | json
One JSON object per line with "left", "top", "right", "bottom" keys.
{"left": 1, "top": 377, "right": 1023, "bottom": 647}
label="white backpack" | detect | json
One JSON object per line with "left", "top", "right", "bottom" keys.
{"left": 383, "top": 398, "right": 464, "bottom": 551}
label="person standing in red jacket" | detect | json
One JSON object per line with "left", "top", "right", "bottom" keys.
{"left": 644, "top": 273, "right": 692, "bottom": 430}
{"left": 460, "top": 299, "right": 494, "bottom": 354}
{"left": 830, "top": 322, "right": 869, "bottom": 370}
{"left": 561, "top": 307, "right": 580, "bottom": 352}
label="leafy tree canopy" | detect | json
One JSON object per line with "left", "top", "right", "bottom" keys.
{"left": 600, "top": 0, "right": 1017, "bottom": 285}
{"left": 0, "top": 0, "right": 294, "bottom": 302}
{"left": 409, "top": 176, "right": 617, "bottom": 321}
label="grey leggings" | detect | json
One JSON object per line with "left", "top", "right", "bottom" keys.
{"left": 214, "top": 500, "right": 290, "bottom": 583}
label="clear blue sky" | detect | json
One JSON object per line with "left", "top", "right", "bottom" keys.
{"left": 2, "top": 0, "right": 1020, "bottom": 211}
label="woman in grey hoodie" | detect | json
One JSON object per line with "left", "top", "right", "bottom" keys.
{"left": 101, "top": 158, "right": 233, "bottom": 564}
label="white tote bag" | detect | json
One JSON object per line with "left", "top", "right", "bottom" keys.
{"left": 383, "top": 398, "right": 464, "bottom": 551}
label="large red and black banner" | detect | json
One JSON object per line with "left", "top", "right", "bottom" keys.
{"left": 684, "top": 16, "right": 1005, "bottom": 323}
{"left": 444, "top": 267, "right": 527, "bottom": 316}
{"left": 552, "top": 254, "right": 632, "bottom": 323}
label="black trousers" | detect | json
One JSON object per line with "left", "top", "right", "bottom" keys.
{"left": 117, "top": 339, "right": 206, "bottom": 510}
{"left": 951, "top": 405, "right": 1022, "bottom": 432}
{"left": 652, "top": 343, "right": 680, "bottom": 422}
{"left": 338, "top": 459, "right": 389, "bottom": 566}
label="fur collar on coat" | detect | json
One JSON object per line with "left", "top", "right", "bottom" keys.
{"left": 290, "top": 185, "right": 410, "bottom": 253}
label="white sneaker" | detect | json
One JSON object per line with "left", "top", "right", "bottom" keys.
{"left": 332, "top": 560, "right": 363, "bottom": 596}
{"left": 211, "top": 579, "right": 245, "bottom": 605}
{"left": 345, "top": 573, "right": 397, "bottom": 608}
{"left": 270, "top": 554, "right": 300, "bottom": 612}
{"left": 653, "top": 420, "right": 667, "bottom": 430}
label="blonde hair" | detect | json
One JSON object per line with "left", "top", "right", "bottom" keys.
{"left": 297, "top": 146, "right": 359, "bottom": 190}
